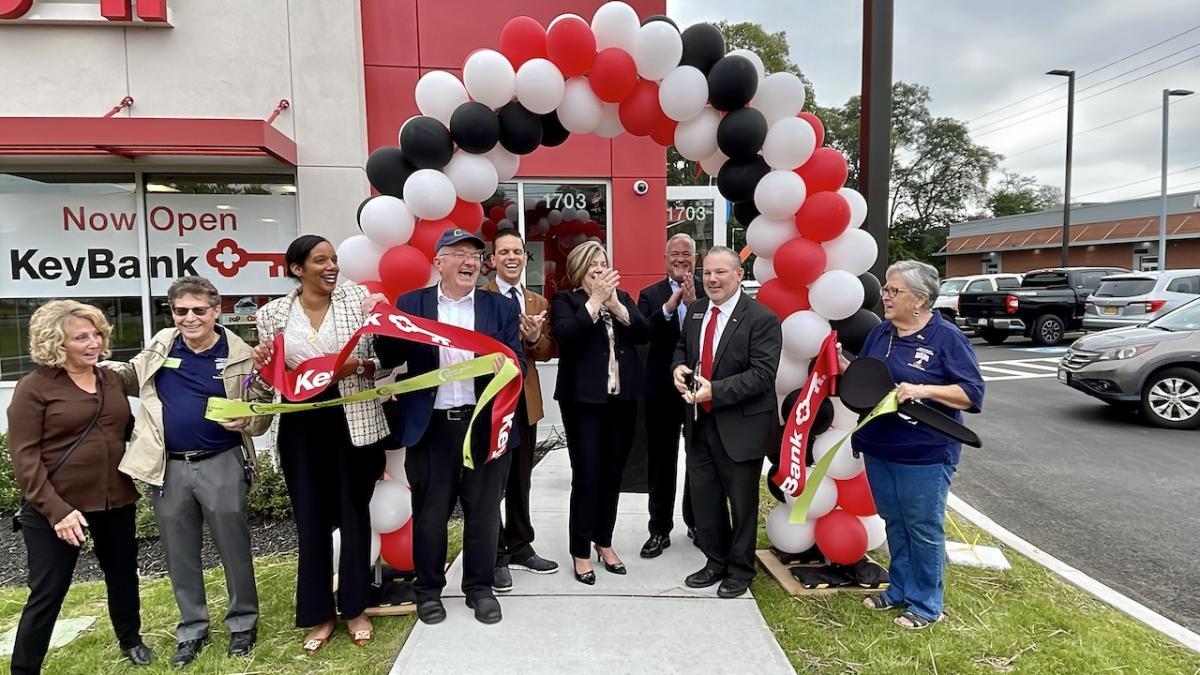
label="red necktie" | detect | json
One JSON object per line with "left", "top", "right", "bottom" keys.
{"left": 699, "top": 306, "right": 720, "bottom": 412}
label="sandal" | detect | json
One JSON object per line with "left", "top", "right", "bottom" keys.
{"left": 302, "top": 621, "right": 336, "bottom": 655}
{"left": 351, "top": 627, "right": 373, "bottom": 647}
{"left": 863, "top": 595, "right": 901, "bottom": 611}
{"left": 894, "top": 610, "right": 943, "bottom": 630}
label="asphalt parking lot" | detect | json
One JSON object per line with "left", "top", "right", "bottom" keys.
{"left": 951, "top": 333, "right": 1200, "bottom": 633}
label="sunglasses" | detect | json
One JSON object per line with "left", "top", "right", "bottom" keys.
{"left": 171, "top": 306, "right": 214, "bottom": 317}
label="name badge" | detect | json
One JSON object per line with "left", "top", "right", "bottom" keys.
{"left": 691, "top": 313, "right": 703, "bottom": 319}
{"left": 163, "top": 357, "right": 182, "bottom": 369}
{"left": 214, "top": 358, "right": 228, "bottom": 371}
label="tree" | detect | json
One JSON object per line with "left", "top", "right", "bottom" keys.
{"left": 987, "top": 171, "right": 1062, "bottom": 217}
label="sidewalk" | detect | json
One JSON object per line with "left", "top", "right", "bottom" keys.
{"left": 391, "top": 447, "right": 795, "bottom": 674}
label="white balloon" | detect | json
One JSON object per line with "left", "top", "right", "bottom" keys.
{"left": 369, "top": 480, "right": 413, "bottom": 534}
{"left": 403, "top": 169, "right": 456, "bottom": 220}
{"left": 810, "top": 270, "right": 865, "bottom": 321}
{"left": 359, "top": 196, "right": 415, "bottom": 249}
{"left": 549, "top": 12, "right": 585, "bottom": 29}
{"left": 674, "top": 107, "right": 720, "bottom": 160}
{"left": 594, "top": 102, "right": 624, "bottom": 138}
{"left": 699, "top": 149, "right": 728, "bottom": 177}
{"left": 484, "top": 145, "right": 520, "bottom": 182}
{"left": 336, "top": 235, "right": 385, "bottom": 283}
{"left": 775, "top": 354, "right": 811, "bottom": 397}
{"left": 633, "top": 21, "right": 682, "bottom": 81}
{"left": 369, "top": 530, "right": 382, "bottom": 564}
{"left": 812, "top": 428, "right": 865, "bottom": 480}
{"left": 515, "top": 58, "right": 566, "bottom": 114}
{"left": 744, "top": 215, "right": 794, "bottom": 258}
{"left": 727, "top": 48, "right": 765, "bottom": 80}
{"left": 831, "top": 397, "right": 860, "bottom": 430}
{"left": 823, "top": 228, "right": 878, "bottom": 276}
{"left": 415, "top": 71, "right": 469, "bottom": 126}
{"left": 506, "top": 204, "right": 521, "bottom": 222}
{"left": 803, "top": 466, "right": 839, "bottom": 519}
{"left": 838, "top": 187, "right": 868, "bottom": 229}
{"left": 781, "top": 310, "right": 831, "bottom": 361}
{"left": 753, "top": 256, "right": 777, "bottom": 283}
{"left": 860, "top": 514, "right": 888, "bottom": 551}
{"left": 766, "top": 504, "right": 816, "bottom": 553}
{"left": 751, "top": 72, "right": 808, "bottom": 125}
{"left": 444, "top": 152, "right": 499, "bottom": 203}
{"left": 659, "top": 66, "right": 709, "bottom": 122}
{"left": 463, "top": 49, "right": 515, "bottom": 110}
{"left": 590, "top": 1, "right": 639, "bottom": 52}
{"left": 762, "top": 116, "right": 818, "bottom": 170}
{"left": 558, "top": 77, "right": 604, "bottom": 134}
{"left": 753, "top": 170, "right": 807, "bottom": 220}
{"left": 547, "top": 209, "right": 563, "bottom": 226}
{"left": 384, "top": 448, "right": 408, "bottom": 486}
{"left": 496, "top": 218, "right": 514, "bottom": 230}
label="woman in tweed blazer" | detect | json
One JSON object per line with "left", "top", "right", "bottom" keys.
{"left": 255, "top": 235, "right": 389, "bottom": 654}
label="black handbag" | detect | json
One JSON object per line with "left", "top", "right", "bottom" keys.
{"left": 12, "top": 369, "right": 106, "bottom": 532}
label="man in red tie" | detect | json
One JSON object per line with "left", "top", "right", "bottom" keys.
{"left": 671, "top": 247, "right": 782, "bottom": 599}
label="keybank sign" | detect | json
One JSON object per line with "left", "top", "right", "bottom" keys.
{"left": 0, "top": 0, "right": 172, "bottom": 26}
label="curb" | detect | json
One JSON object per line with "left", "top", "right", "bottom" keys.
{"left": 947, "top": 492, "right": 1200, "bottom": 654}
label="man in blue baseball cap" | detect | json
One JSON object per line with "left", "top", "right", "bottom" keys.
{"left": 376, "top": 227, "right": 525, "bottom": 626}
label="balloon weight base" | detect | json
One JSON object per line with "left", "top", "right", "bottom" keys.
{"left": 756, "top": 549, "right": 889, "bottom": 596}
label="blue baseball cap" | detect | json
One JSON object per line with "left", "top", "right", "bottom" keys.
{"left": 435, "top": 227, "right": 485, "bottom": 251}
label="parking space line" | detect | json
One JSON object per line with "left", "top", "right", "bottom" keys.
{"left": 979, "top": 365, "right": 1038, "bottom": 377}
{"left": 1013, "top": 361, "right": 1060, "bottom": 371}
{"left": 982, "top": 373, "right": 1058, "bottom": 381}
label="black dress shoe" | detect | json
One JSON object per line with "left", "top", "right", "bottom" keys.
{"left": 416, "top": 599, "right": 447, "bottom": 625}
{"left": 685, "top": 567, "right": 727, "bottom": 589}
{"left": 123, "top": 642, "right": 155, "bottom": 667}
{"left": 717, "top": 578, "right": 751, "bottom": 598}
{"left": 465, "top": 595, "right": 503, "bottom": 624}
{"left": 640, "top": 534, "right": 671, "bottom": 559}
{"left": 228, "top": 628, "right": 257, "bottom": 656}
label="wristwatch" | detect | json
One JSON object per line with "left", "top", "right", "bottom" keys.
{"left": 355, "top": 360, "right": 367, "bottom": 377}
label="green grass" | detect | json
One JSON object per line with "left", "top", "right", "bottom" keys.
{"left": 752, "top": 487, "right": 1200, "bottom": 674}
{"left": 0, "top": 522, "right": 462, "bottom": 675}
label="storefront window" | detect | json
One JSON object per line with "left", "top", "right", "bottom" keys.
{"left": 667, "top": 198, "right": 716, "bottom": 269}
{"left": 522, "top": 182, "right": 608, "bottom": 298}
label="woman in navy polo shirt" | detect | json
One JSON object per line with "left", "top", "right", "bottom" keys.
{"left": 852, "top": 260, "right": 984, "bottom": 630}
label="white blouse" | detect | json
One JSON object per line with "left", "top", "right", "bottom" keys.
{"left": 283, "top": 298, "right": 339, "bottom": 369}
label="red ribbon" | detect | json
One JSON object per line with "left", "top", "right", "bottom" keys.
{"left": 259, "top": 303, "right": 523, "bottom": 463}
{"left": 772, "top": 331, "right": 840, "bottom": 497}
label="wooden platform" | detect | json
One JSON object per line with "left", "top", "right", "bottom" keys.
{"left": 756, "top": 549, "right": 883, "bottom": 596}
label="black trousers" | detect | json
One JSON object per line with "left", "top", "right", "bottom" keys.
{"left": 277, "top": 400, "right": 385, "bottom": 627}
{"left": 644, "top": 393, "right": 695, "bottom": 537}
{"left": 406, "top": 412, "right": 511, "bottom": 602}
{"left": 560, "top": 398, "right": 637, "bottom": 560}
{"left": 12, "top": 503, "right": 141, "bottom": 675}
{"left": 686, "top": 412, "right": 763, "bottom": 583}
{"left": 497, "top": 398, "right": 538, "bottom": 566}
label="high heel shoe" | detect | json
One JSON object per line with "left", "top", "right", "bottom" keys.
{"left": 573, "top": 558, "right": 596, "bottom": 585}
{"left": 594, "top": 545, "right": 627, "bottom": 575}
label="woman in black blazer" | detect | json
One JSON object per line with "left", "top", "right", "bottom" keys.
{"left": 551, "top": 241, "right": 651, "bottom": 585}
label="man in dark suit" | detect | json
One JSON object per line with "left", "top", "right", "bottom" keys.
{"left": 672, "top": 246, "right": 782, "bottom": 599}
{"left": 375, "top": 228, "right": 526, "bottom": 626}
{"left": 637, "top": 233, "right": 704, "bottom": 559}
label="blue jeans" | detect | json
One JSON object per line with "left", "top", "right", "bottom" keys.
{"left": 864, "top": 455, "right": 955, "bottom": 621}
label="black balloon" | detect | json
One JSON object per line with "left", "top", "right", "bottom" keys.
{"left": 399, "top": 116, "right": 454, "bottom": 170}
{"left": 832, "top": 308, "right": 882, "bottom": 356}
{"left": 859, "top": 272, "right": 882, "bottom": 311}
{"left": 716, "top": 155, "right": 770, "bottom": 203}
{"left": 355, "top": 195, "right": 378, "bottom": 229}
{"left": 365, "top": 146, "right": 415, "bottom": 198}
{"left": 540, "top": 111, "right": 570, "bottom": 147}
{"left": 707, "top": 55, "right": 759, "bottom": 111}
{"left": 450, "top": 102, "right": 500, "bottom": 154}
{"left": 732, "top": 199, "right": 759, "bottom": 226}
{"left": 642, "top": 14, "right": 678, "bottom": 29}
{"left": 766, "top": 455, "right": 786, "bottom": 503}
{"left": 781, "top": 391, "right": 835, "bottom": 438}
{"left": 679, "top": 23, "right": 725, "bottom": 75}
{"left": 716, "top": 107, "right": 767, "bottom": 160}
{"left": 497, "top": 101, "right": 543, "bottom": 155}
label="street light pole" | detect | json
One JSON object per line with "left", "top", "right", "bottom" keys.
{"left": 1160, "top": 88, "right": 1193, "bottom": 271}
{"left": 1048, "top": 69, "right": 1075, "bottom": 267}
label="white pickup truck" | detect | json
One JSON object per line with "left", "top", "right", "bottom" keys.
{"left": 935, "top": 273, "right": 1023, "bottom": 325}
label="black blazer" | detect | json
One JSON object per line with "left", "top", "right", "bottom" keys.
{"left": 638, "top": 275, "right": 706, "bottom": 397}
{"left": 672, "top": 293, "right": 782, "bottom": 462}
{"left": 551, "top": 288, "right": 652, "bottom": 404}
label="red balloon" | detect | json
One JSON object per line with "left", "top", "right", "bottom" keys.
{"left": 488, "top": 205, "right": 506, "bottom": 221}
{"left": 409, "top": 218, "right": 452, "bottom": 262}
{"left": 795, "top": 147, "right": 849, "bottom": 194}
{"left": 773, "top": 237, "right": 826, "bottom": 290}
{"left": 814, "top": 509, "right": 868, "bottom": 565}
{"left": 589, "top": 48, "right": 638, "bottom": 103}
{"left": 798, "top": 111, "right": 825, "bottom": 147}
{"left": 379, "top": 245, "right": 431, "bottom": 299}
{"left": 380, "top": 521, "right": 414, "bottom": 571}
{"left": 481, "top": 218, "right": 499, "bottom": 240}
{"left": 498, "top": 16, "right": 547, "bottom": 69}
{"left": 650, "top": 115, "right": 678, "bottom": 147}
{"left": 362, "top": 280, "right": 386, "bottom": 295}
{"left": 794, "top": 191, "right": 851, "bottom": 242}
{"left": 618, "top": 79, "right": 664, "bottom": 137}
{"left": 835, "top": 471, "right": 877, "bottom": 517}
{"left": 756, "top": 278, "right": 810, "bottom": 319}
{"left": 447, "top": 199, "right": 485, "bottom": 230}
{"left": 546, "top": 16, "right": 596, "bottom": 77}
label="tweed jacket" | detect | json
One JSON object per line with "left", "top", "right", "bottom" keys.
{"left": 481, "top": 279, "right": 557, "bottom": 424}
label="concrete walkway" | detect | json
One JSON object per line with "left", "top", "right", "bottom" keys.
{"left": 391, "top": 447, "right": 795, "bottom": 674}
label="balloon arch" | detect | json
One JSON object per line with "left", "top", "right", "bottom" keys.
{"left": 341, "top": 2, "right": 886, "bottom": 569}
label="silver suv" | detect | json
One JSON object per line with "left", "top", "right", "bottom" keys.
{"left": 1059, "top": 297, "right": 1200, "bottom": 429}
{"left": 1083, "top": 269, "right": 1200, "bottom": 331}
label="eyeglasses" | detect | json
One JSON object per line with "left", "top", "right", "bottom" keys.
{"left": 438, "top": 251, "right": 487, "bottom": 263}
{"left": 171, "top": 306, "right": 214, "bottom": 317}
{"left": 879, "top": 286, "right": 909, "bottom": 298}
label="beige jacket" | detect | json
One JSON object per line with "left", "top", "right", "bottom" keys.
{"left": 105, "top": 326, "right": 273, "bottom": 487}
{"left": 480, "top": 280, "right": 556, "bottom": 424}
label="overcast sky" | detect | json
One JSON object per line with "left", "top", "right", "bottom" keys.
{"left": 667, "top": 0, "right": 1200, "bottom": 205}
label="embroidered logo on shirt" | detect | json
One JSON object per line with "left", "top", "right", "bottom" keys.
{"left": 908, "top": 346, "right": 934, "bottom": 371}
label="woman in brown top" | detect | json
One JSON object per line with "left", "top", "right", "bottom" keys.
{"left": 6, "top": 301, "right": 154, "bottom": 672}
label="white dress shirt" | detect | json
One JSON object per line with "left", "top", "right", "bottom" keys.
{"left": 495, "top": 277, "right": 526, "bottom": 314}
{"left": 283, "top": 298, "right": 339, "bottom": 369}
{"left": 698, "top": 288, "right": 742, "bottom": 370}
{"left": 434, "top": 286, "right": 477, "bottom": 409}
{"left": 661, "top": 277, "right": 688, "bottom": 328}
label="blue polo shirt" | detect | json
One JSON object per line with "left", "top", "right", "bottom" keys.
{"left": 850, "top": 312, "right": 985, "bottom": 466}
{"left": 155, "top": 329, "right": 242, "bottom": 455}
